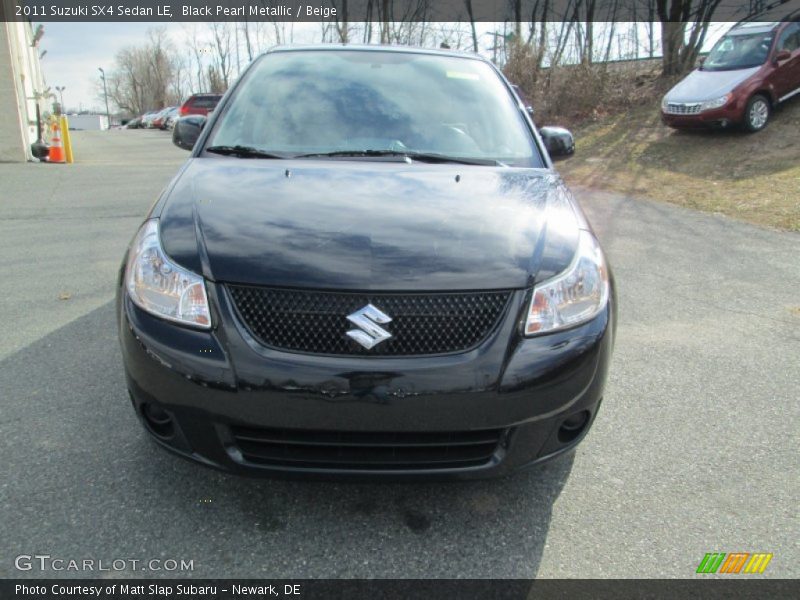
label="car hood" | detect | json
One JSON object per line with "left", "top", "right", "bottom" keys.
{"left": 158, "top": 158, "right": 581, "bottom": 291}
{"left": 665, "top": 66, "right": 760, "bottom": 103}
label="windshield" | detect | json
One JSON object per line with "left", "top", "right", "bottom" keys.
{"left": 704, "top": 32, "right": 774, "bottom": 71}
{"left": 206, "top": 49, "right": 541, "bottom": 167}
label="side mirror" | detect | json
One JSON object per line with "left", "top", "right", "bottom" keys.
{"left": 539, "top": 126, "right": 575, "bottom": 161}
{"left": 172, "top": 115, "right": 206, "bottom": 151}
{"left": 774, "top": 49, "right": 791, "bottom": 63}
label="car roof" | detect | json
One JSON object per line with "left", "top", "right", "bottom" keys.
{"left": 265, "top": 44, "right": 487, "bottom": 62}
{"left": 729, "top": 21, "right": 781, "bottom": 35}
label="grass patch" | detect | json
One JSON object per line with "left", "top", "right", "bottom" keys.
{"left": 558, "top": 99, "right": 800, "bottom": 231}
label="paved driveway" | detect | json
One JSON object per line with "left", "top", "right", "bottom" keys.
{"left": 1, "top": 130, "right": 797, "bottom": 578}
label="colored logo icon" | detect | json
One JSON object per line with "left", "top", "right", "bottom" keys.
{"left": 697, "top": 552, "right": 773, "bottom": 574}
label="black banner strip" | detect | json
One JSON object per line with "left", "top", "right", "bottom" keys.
{"left": 2, "top": 579, "right": 799, "bottom": 600}
{"left": 2, "top": 0, "right": 799, "bottom": 23}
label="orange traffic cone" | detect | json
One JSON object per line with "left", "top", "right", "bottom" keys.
{"left": 48, "top": 122, "right": 66, "bottom": 163}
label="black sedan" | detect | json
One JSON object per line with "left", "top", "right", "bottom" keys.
{"left": 117, "top": 46, "right": 615, "bottom": 479}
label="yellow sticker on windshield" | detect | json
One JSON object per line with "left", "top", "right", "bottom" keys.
{"left": 446, "top": 71, "right": 479, "bottom": 81}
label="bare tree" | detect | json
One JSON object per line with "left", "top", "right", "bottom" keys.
{"left": 434, "top": 22, "right": 475, "bottom": 51}
{"left": 327, "top": 0, "right": 351, "bottom": 42}
{"left": 380, "top": 0, "right": 390, "bottom": 43}
{"left": 512, "top": 0, "right": 523, "bottom": 39}
{"left": 169, "top": 53, "right": 190, "bottom": 102}
{"left": 184, "top": 25, "right": 206, "bottom": 92}
{"left": 210, "top": 22, "right": 233, "bottom": 89}
{"left": 525, "top": 0, "right": 551, "bottom": 70}
{"left": 376, "top": 0, "right": 433, "bottom": 45}
{"left": 207, "top": 64, "right": 226, "bottom": 94}
{"left": 242, "top": 21, "right": 254, "bottom": 61}
{"left": 575, "top": 0, "right": 598, "bottom": 65}
{"left": 550, "top": 0, "right": 579, "bottom": 67}
{"left": 146, "top": 27, "right": 174, "bottom": 107}
{"left": 464, "top": 0, "right": 479, "bottom": 52}
{"left": 106, "top": 27, "right": 181, "bottom": 114}
{"left": 657, "top": 0, "right": 723, "bottom": 76}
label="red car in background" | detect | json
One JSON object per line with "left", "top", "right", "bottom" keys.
{"left": 179, "top": 93, "right": 223, "bottom": 117}
{"left": 661, "top": 19, "right": 800, "bottom": 132}
{"left": 151, "top": 107, "right": 176, "bottom": 129}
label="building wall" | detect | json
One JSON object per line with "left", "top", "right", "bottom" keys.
{"left": 69, "top": 114, "right": 109, "bottom": 131}
{"left": 0, "top": 16, "right": 47, "bottom": 162}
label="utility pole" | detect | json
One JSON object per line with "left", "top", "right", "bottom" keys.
{"left": 486, "top": 29, "right": 515, "bottom": 67}
{"left": 235, "top": 24, "right": 241, "bottom": 76}
{"left": 55, "top": 86, "right": 65, "bottom": 114}
{"left": 98, "top": 67, "right": 111, "bottom": 129}
{"left": 486, "top": 32, "right": 505, "bottom": 65}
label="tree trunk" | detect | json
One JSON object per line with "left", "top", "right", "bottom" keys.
{"left": 660, "top": 20, "right": 685, "bottom": 76}
{"left": 658, "top": 0, "right": 722, "bottom": 77}
{"left": 381, "top": 0, "right": 390, "bottom": 43}
{"left": 464, "top": 0, "right": 479, "bottom": 53}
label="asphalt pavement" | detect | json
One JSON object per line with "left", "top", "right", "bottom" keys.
{"left": 1, "top": 130, "right": 797, "bottom": 578}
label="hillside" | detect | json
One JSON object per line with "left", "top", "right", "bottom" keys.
{"left": 558, "top": 96, "right": 800, "bottom": 231}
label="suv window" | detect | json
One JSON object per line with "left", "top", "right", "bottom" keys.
{"left": 705, "top": 32, "right": 775, "bottom": 70}
{"left": 190, "top": 96, "right": 221, "bottom": 108}
{"left": 777, "top": 23, "right": 800, "bottom": 53}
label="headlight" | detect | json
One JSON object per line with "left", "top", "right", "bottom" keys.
{"left": 524, "top": 230, "right": 609, "bottom": 336}
{"left": 125, "top": 219, "right": 211, "bottom": 329}
{"left": 661, "top": 96, "right": 669, "bottom": 111}
{"left": 700, "top": 94, "right": 731, "bottom": 112}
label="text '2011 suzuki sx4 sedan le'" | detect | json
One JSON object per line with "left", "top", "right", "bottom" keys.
{"left": 117, "top": 46, "right": 616, "bottom": 479}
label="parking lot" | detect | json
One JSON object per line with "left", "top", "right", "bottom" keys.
{"left": 1, "top": 129, "right": 798, "bottom": 578}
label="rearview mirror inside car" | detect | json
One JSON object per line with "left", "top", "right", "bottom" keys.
{"left": 539, "top": 126, "right": 575, "bottom": 161}
{"left": 172, "top": 115, "right": 207, "bottom": 151}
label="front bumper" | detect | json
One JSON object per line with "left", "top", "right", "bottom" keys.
{"left": 660, "top": 102, "right": 744, "bottom": 129}
{"left": 118, "top": 279, "right": 615, "bottom": 480}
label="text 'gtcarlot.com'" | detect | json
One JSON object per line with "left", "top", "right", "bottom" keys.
{"left": 14, "top": 554, "right": 193, "bottom": 572}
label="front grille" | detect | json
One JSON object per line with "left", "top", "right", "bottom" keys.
{"left": 666, "top": 102, "right": 702, "bottom": 115}
{"left": 227, "top": 285, "right": 512, "bottom": 356}
{"left": 229, "top": 425, "right": 506, "bottom": 470}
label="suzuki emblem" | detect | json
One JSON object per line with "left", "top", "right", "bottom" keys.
{"left": 346, "top": 304, "right": 393, "bottom": 350}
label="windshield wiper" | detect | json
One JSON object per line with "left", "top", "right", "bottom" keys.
{"left": 205, "top": 145, "right": 288, "bottom": 159}
{"left": 294, "top": 149, "right": 502, "bottom": 166}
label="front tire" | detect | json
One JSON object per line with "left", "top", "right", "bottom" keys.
{"left": 743, "top": 95, "right": 770, "bottom": 132}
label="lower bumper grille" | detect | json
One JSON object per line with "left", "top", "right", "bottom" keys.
{"left": 229, "top": 426, "right": 506, "bottom": 471}
{"left": 665, "top": 102, "right": 702, "bottom": 115}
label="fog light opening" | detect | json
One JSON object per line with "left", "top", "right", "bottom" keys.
{"left": 557, "top": 410, "right": 590, "bottom": 444}
{"left": 141, "top": 402, "right": 175, "bottom": 440}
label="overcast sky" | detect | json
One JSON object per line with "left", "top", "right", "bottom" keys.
{"left": 42, "top": 23, "right": 155, "bottom": 111}
{"left": 41, "top": 21, "right": 727, "bottom": 113}
{"left": 42, "top": 21, "right": 489, "bottom": 111}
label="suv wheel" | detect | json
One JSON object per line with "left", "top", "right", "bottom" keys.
{"left": 743, "top": 95, "right": 770, "bottom": 132}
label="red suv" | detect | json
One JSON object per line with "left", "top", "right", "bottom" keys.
{"left": 661, "top": 19, "right": 800, "bottom": 132}
{"left": 178, "top": 93, "right": 223, "bottom": 117}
